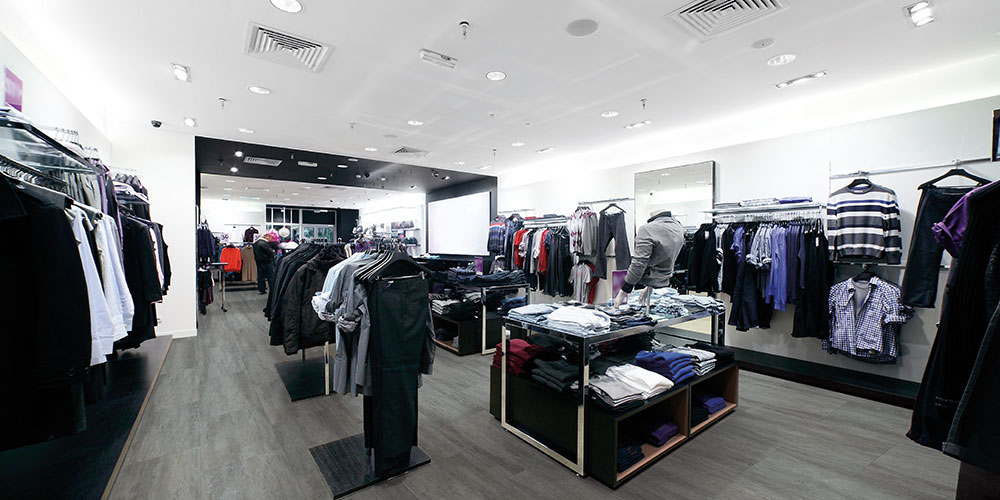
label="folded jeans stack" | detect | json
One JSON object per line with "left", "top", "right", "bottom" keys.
{"left": 507, "top": 303, "right": 557, "bottom": 324}
{"left": 530, "top": 359, "right": 579, "bottom": 393}
{"left": 634, "top": 350, "right": 696, "bottom": 385}
{"left": 693, "top": 391, "right": 727, "bottom": 414}
{"left": 470, "top": 269, "right": 527, "bottom": 286}
{"left": 497, "top": 296, "right": 526, "bottom": 316}
{"left": 617, "top": 445, "right": 645, "bottom": 473}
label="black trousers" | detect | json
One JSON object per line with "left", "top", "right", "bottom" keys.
{"left": 900, "top": 186, "right": 972, "bottom": 307}
{"left": 257, "top": 260, "right": 274, "bottom": 293}
{"left": 595, "top": 211, "right": 631, "bottom": 279}
{"left": 366, "top": 276, "right": 428, "bottom": 473}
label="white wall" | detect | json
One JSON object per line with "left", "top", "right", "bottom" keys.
{"left": 0, "top": 32, "right": 110, "bottom": 156}
{"left": 200, "top": 198, "right": 266, "bottom": 243}
{"left": 499, "top": 94, "right": 1000, "bottom": 383}
{"left": 109, "top": 126, "right": 197, "bottom": 338}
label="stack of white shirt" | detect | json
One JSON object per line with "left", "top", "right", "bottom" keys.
{"left": 669, "top": 347, "right": 716, "bottom": 375}
{"left": 546, "top": 306, "right": 611, "bottom": 334}
{"left": 605, "top": 364, "right": 674, "bottom": 399}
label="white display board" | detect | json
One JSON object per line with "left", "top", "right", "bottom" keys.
{"left": 427, "top": 191, "right": 490, "bottom": 256}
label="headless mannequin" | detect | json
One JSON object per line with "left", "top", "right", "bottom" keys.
{"left": 612, "top": 210, "right": 681, "bottom": 307}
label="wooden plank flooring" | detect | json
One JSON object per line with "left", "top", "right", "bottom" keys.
{"left": 109, "top": 290, "right": 959, "bottom": 500}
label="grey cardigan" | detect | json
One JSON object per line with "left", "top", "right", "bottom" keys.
{"left": 623, "top": 213, "right": 685, "bottom": 292}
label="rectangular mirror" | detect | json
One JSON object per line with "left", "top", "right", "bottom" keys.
{"left": 634, "top": 161, "right": 716, "bottom": 230}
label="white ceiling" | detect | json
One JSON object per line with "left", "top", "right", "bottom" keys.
{"left": 200, "top": 173, "right": 422, "bottom": 210}
{"left": 2, "top": 0, "right": 999, "bottom": 179}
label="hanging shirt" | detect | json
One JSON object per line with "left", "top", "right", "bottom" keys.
{"left": 824, "top": 276, "right": 913, "bottom": 364}
{"left": 827, "top": 183, "right": 903, "bottom": 264}
{"left": 94, "top": 216, "right": 130, "bottom": 342}
{"left": 103, "top": 217, "right": 135, "bottom": 331}
{"left": 69, "top": 208, "right": 116, "bottom": 365}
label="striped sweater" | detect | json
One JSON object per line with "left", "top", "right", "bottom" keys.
{"left": 827, "top": 184, "right": 902, "bottom": 264}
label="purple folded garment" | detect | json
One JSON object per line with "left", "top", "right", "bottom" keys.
{"left": 648, "top": 421, "right": 679, "bottom": 446}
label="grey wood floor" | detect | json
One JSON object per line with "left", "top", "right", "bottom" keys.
{"left": 109, "top": 290, "right": 959, "bottom": 500}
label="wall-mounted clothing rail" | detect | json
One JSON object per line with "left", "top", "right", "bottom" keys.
{"left": 522, "top": 216, "right": 567, "bottom": 228}
{"left": 577, "top": 197, "right": 633, "bottom": 206}
{"left": 498, "top": 208, "right": 535, "bottom": 213}
{"left": 706, "top": 202, "right": 825, "bottom": 214}
{"left": 829, "top": 157, "right": 992, "bottom": 180}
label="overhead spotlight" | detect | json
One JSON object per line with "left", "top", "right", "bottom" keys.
{"left": 432, "top": 171, "right": 440, "bottom": 178}
{"left": 485, "top": 71, "right": 507, "bottom": 81}
{"left": 270, "top": 0, "right": 303, "bottom": 13}
{"left": 364, "top": 147, "right": 378, "bottom": 152}
{"left": 479, "top": 165, "right": 493, "bottom": 170}
{"left": 409, "top": 185, "right": 416, "bottom": 189}
{"left": 775, "top": 70, "right": 828, "bottom": 89}
{"left": 511, "top": 142, "right": 525, "bottom": 147}
{"left": 348, "top": 158, "right": 359, "bottom": 162}
{"left": 454, "top": 161, "right": 465, "bottom": 165}
{"left": 230, "top": 166, "right": 239, "bottom": 173}
{"left": 225, "top": 179, "right": 236, "bottom": 183}
{"left": 355, "top": 174, "right": 362, "bottom": 178}
{"left": 247, "top": 85, "right": 271, "bottom": 95}
{"left": 238, "top": 128, "right": 254, "bottom": 134}
{"left": 443, "top": 176, "right": 450, "bottom": 180}
{"left": 380, "top": 176, "right": 386, "bottom": 181}
{"left": 624, "top": 120, "right": 651, "bottom": 130}
{"left": 766, "top": 54, "right": 796, "bottom": 67}
{"left": 171, "top": 63, "right": 190, "bottom": 82}
{"left": 601, "top": 111, "right": 619, "bottom": 118}
{"left": 234, "top": 151, "right": 244, "bottom": 158}
{"left": 904, "top": 1, "right": 934, "bottom": 26}
{"left": 183, "top": 117, "right": 197, "bottom": 127}
{"left": 337, "top": 164, "right": 348, "bottom": 168}
{"left": 317, "top": 176, "right": 327, "bottom": 180}
{"left": 536, "top": 147, "right": 555, "bottom": 154}
{"left": 407, "top": 120, "right": 424, "bottom": 126}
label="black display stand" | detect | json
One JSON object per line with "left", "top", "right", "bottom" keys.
{"left": 309, "top": 434, "right": 430, "bottom": 498}
{"left": 274, "top": 354, "right": 326, "bottom": 401}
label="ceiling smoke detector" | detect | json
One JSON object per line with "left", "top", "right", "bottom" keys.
{"left": 245, "top": 23, "right": 332, "bottom": 73}
{"left": 418, "top": 48, "right": 458, "bottom": 69}
{"left": 669, "top": 0, "right": 789, "bottom": 41}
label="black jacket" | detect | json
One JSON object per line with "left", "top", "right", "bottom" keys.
{"left": 117, "top": 215, "right": 163, "bottom": 349}
{"left": 282, "top": 252, "right": 344, "bottom": 354}
{"left": 253, "top": 238, "right": 277, "bottom": 262}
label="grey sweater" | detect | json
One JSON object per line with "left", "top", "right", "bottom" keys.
{"left": 623, "top": 213, "right": 685, "bottom": 292}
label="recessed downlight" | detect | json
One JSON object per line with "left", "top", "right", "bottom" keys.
{"left": 454, "top": 161, "right": 465, "bottom": 165}
{"left": 766, "top": 54, "right": 796, "bottom": 66}
{"left": 364, "top": 147, "right": 378, "bottom": 152}
{"left": 270, "top": 0, "right": 303, "bottom": 13}
{"left": 348, "top": 158, "right": 359, "bottom": 162}
{"left": 223, "top": 187, "right": 233, "bottom": 191}
{"left": 536, "top": 147, "right": 555, "bottom": 154}
{"left": 443, "top": 176, "right": 450, "bottom": 180}
{"left": 355, "top": 174, "right": 362, "bottom": 178}
{"left": 775, "top": 70, "right": 828, "bottom": 89}
{"left": 171, "top": 63, "right": 190, "bottom": 82}
{"left": 380, "top": 176, "right": 387, "bottom": 181}
{"left": 247, "top": 85, "right": 271, "bottom": 95}
{"left": 225, "top": 179, "right": 236, "bottom": 183}
{"left": 234, "top": 151, "right": 244, "bottom": 158}
{"left": 601, "top": 111, "right": 619, "bottom": 118}
{"left": 238, "top": 128, "right": 254, "bottom": 134}
{"left": 183, "top": 117, "right": 197, "bottom": 127}
{"left": 624, "top": 120, "right": 652, "bottom": 130}
{"left": 230, "top": 166, "right": 239, "bottom": 173}
{"left": 292, "top": 192, "right": 300, "bottom": 196}
{"left": 511, "top": 142, "right": 525, "bottom": 147}
{"left": 317, "top": 176, "right": 327, "bottom": 180}
{"left": 485, "top": 71, "right": 507, "bottom": 81}
{"left": 337, "top": 164, "right": 348, "bottom": 169}
{"left": 407, "top": 120, "right": 424, "bottom": 126}
{"left": 479, "top": 165, "right": 492, "bottom": 170}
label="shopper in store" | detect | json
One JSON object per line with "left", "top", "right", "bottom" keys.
{"left": 253, "top": 232, "right": 278, "bottom": 294}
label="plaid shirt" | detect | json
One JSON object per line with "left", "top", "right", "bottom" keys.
{"left": 488, "top": 222, "right": 506, "bottom": 253}
{"left": 824, "top": 276, "right": 913, "bottom": 364}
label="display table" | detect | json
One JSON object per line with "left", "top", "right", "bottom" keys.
{"left": 432, "top": 281, "right": 529, "bottom": 356}
{"left": 494, "top": 307, "right": 738, "bottom": 488}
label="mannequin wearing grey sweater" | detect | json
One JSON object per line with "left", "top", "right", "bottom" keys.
{"left": 620, "top": 210, "right": 685, "bottom": 294}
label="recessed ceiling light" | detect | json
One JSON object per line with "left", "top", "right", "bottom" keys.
{"left": 407, "top": 120, "right": 424, "bottom": 126}
{"left": 775, "top": 70, "right": 828, "bottom": 88}
{"left": 171, "top": 63, "right": 190, "bottom": 82}
{"left": 479, "top": 165, "right": 492, "bottom": 170}
{"left": 660, "top": 173, "right": 671, "bottom": 176}
{"left": 234, "top": 151, "right": 243, "bottom": 158}
{"left": 601, "top": 111, "right": 619, "bottom": 118}
{"left": 337, "top": 164, "right": 348, "bottom": 169}
{"left": 225, "top": 179, "right": 236, "bottom": 183}
{"left": 364, "top": 147, "right": 378, "bottom": 152}
{"left": 454, "top": 161, "right": 465, "bottom": 165}
{"left": 696, "top": 180, "right": 707, "bottom": 184}
{"left": 283, "top": 198, "right": 291, "bottom": 201}
{"left": 485, "top": 71, "right": 507, "bottom": 81}
{"left": 238, "top": 128, "right": 254, "bottom": 134}
{"left": 223, "top": 187, "right": 233, "bottom": 191}
{"left": 380, "top": 176, "right": 386, "bottom": 181}
{"left": 303, "top": 186, "right": 311, "bottom": 189}
{"left": 183, "top": 117, "right": 197, "bottom": 127}
{"left": 355, "top": 174, "right": 362, "bottom": 178}
{"left": 230, "top": 166, "right": 239, "bottom": 173}
{"left": 536, "top": 147, "right": 555, "bottom": 154}
{"left": 511, "top": 142, "right": 525, "bottom": 147}
{"left": 624, "top": 120, "right": 652, "bottom": 130}
{"left": 766, "top": 54, "right": 796, "bottom": 66}
{"left": 566, "top": 18, "right": 599, "bottom": 37}
{"left": 905, "top": 1, "right": 934, "bottom": 26}
{"left": 348, "top": 158, "right": 359, "bottom": 162}
{"left": 270, "top": 0, "right": 303, "bottom": 13}
{"left": 317, "top": 176, "right": 327, "bottom": 180}
{"left": 247, "top": 85, "right": 271, "bottom": 95}
{"left": 292, "top": 192, "right": 300, "bottom": 195}
{"left": 443, "top": 176, "right": 450, "bottom": 180}
{"left": 297, "top": 161, "right": 318, "bottom": 167}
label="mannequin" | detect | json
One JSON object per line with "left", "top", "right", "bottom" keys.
{"left": 613, "top": 209, "right": 685, "bottom": 306}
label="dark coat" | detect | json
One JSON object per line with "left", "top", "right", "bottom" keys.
{"left": 252, "top": 238, "right": 277, "bottom": 262}
{"left": 282, "top": 252, "right": 344, "bottom": 354}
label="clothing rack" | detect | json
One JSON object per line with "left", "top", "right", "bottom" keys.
{"left": 498, "top": 208, "right": 535, "bottom": 213}
{"left": 521, "top": 216, "right": 568, "bottom": 228}
{"left": 577, "top": 197, "right": 633, "bottom": 206}
{"left": 707, "top": 203, "right": 825, "bottom": 223}
{"left": 829, "top": 157, "right": 992, "bottom": 180}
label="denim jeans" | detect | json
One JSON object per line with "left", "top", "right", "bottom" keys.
{"left": 900, "top": 186, "right": 972, "bottom": 307}
{"left": 595, "top": 211, "right": 631, "bottom": 279}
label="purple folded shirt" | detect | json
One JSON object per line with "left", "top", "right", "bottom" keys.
{"left": 648, "top": 421, "right": 679, "bottom": 446}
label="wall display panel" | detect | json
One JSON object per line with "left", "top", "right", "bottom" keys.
{"left": 427, "top": 191, "right": 490, "bottom": 256}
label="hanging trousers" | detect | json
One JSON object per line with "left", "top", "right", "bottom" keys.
{"left": 257, "top": 261, "right": 274, "bottom": 293}
{"left": 595, "top": 212, "right": 631, "bottom": 279}
{"left": 900, "top": 186, "right": 972, "bottom": 308}
{"left": 366, "top": 276, "right": 428, "bottom": 474}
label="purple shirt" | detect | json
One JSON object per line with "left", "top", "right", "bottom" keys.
{"left": 933, "top": 186, "right": 983, "bottom": 258}
{"left": 766, "top": 226, "right": 788, "bottom": 311}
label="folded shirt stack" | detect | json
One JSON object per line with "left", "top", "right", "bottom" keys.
{"left": 531, "top": 359, "right": 579, "bottom": 393}
{"left": 605, "top": 364, "right": 674, "bottom": 399}
{"left": 668, "top": 294, "right": 727, "bottom": 315}
{"left": 590, "top": 375, "right": 645, "bottom": 408}
{"left": 545, "top": 306, "right": 611, "bottom": 336}
{"left": 634, "top": 416, "right": 680, "bottom": 447}
{"left": 610, "top": 312, "right": 657, "bottom": 328}
{"left": 492, "top": 339, "right": 544, "bottom": 376}
{"left": 634, "top": 350, "right": 696, "bottom": 385}
{"left": 497, "top": 296, "right": 527, "bottom": 316}
{"left": 617, "top": 445, "right": 645, "bottom": 473}
{"left": 470, "top": 269, "right": 527, "bottom": 286}
{"left": 507, "top": 303, "right": 557, "bottom": 324}
{"left": 669, "top": 346, "right": 717, "bottom": 376}
{"left": 691, "top": 405, "right": 710, "bottom": 427}
{"left": 694, "top": 391, "right": 727, "bottom": 414}
{"left": 687, "top": 342, "right": 735, "bottom": 365}
{"left": 650, "top": 302, "right": 690, "bottom": 319}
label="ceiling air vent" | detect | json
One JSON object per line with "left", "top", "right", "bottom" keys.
{"left": 243, "top": 156, "right": 282, "bottom": 167}
{"left": 393, "top": 146, "right": 430, "bottom": 158}
{"left": 668, "top": 0, "right": 788, "bottom": 41}
{"left": 245, "top": 23, "right": 332, "bottom": 72}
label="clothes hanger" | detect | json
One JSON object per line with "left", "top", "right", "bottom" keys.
{"left": 847, "top": 175, "right": 872, "bottom": 189}
{"left": 853, "top": 263, "right": 876, "bottom": 282}
{"left": 917, "top": 167, "right": 991, "bottom": 190}
{"left": 600, "top": 203, "right": 624, "bottom": 214}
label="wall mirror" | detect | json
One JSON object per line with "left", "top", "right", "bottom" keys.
{"left": 634, "top": 161, "right": 716, "bottom": 230}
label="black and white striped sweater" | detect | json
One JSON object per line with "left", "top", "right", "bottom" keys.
{"left": 827, "top": 184, "right": 902, "bottom": 264}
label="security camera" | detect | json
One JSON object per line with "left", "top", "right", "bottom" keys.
{"left": 150, "top": 120, "right": 162, "bottom": 128}
{"left": 364, "top": 172, "right": 371, "bottom": 178}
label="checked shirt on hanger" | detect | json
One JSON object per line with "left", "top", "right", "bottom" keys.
{"left": 824, "top": 276, "right": 913, "bottom": 364}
